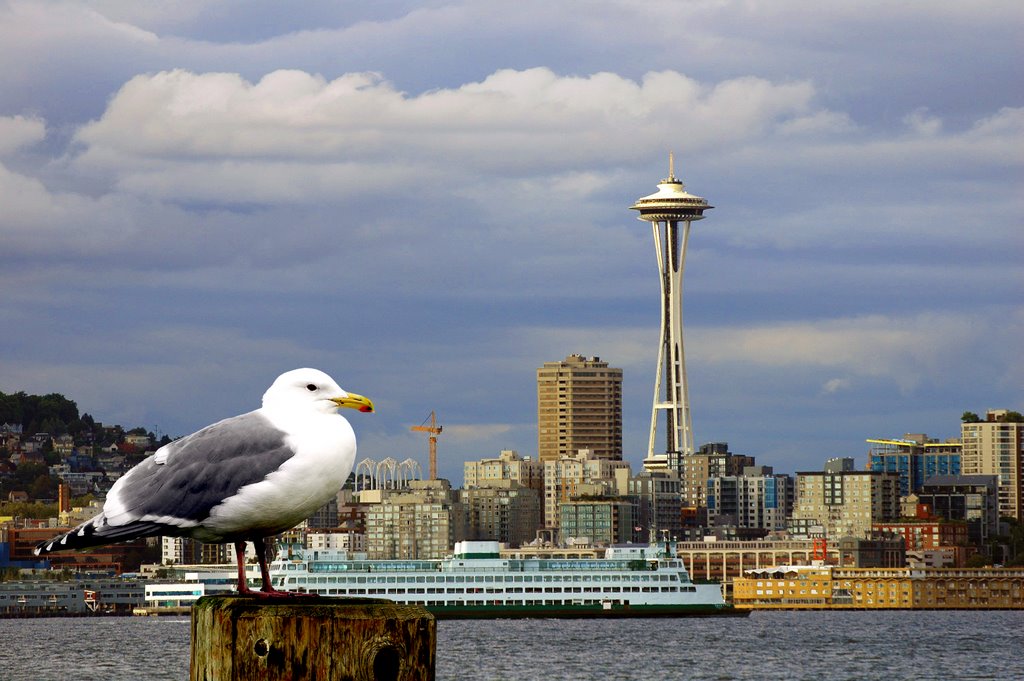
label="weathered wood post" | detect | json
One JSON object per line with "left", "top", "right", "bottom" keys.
{"left": 190, "top": 596, "right": 435, "bottom": 681}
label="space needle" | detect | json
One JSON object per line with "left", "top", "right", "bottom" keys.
{"left": 631, "top": 154, "right": 712, "bottom": 474}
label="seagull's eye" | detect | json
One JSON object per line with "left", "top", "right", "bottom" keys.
{"left": 306, "top": 384, "right": 318, "bottom": 392}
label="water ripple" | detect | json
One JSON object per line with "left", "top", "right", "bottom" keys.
{"left": 1, "top": 610, "right": 1020, "bottom": 680}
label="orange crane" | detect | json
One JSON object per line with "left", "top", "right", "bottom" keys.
{"left": 410, "top": 411, "right": 442, "bottom": 480}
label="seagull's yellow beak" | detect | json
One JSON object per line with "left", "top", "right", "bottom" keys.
{"left": 332, "top": 393, "right": 374, "bottom": 413}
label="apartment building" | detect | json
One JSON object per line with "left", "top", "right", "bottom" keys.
{"left": 680, "top": 443, "right": 755, "bottom": 508}
{"left": 460, "top": 481, "right": 541, "bottom": 546}
{"left": 537, "top": 355, "right": 622, "bottom": 462}
{"left": 542, "top": 449, "right": 630, "bottom": 530}
{"left": 706, "top": 466, "right": 793, "bottom": 532}
{"left": 463, "top": 449, "right": 544, "bottom": 494}
{"left": 363, "top": 480, "right": 468, "bottom": 560}
{"left": 791, "top": 469, "right": 900, "bottom": 540}
{"left": 961, "top": 410, "right": 1024, "bottom": 520}
{"left": 868, "top": 434, "right": 962, "bottom": 496}
{"left": 558, "top": 499, "right": 636, "bottom": 545}
{"left": 917, "top": 474, "right": 999, "bottom": 543}
{"left": 613, "top": 468, "right": 683, "bottom": 538}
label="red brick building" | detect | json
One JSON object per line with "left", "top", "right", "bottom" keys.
{"left": 872, "top": 520, "right": 968, "bottom": 552}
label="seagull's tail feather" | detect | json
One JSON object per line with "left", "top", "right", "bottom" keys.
{"left": 34, "top": 514, "right": 166, "bottom": 556}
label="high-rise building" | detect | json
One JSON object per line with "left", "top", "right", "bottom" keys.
{"left": 679, "top": 442, "right": 755, "bottom": 508}
{"left": 961, "top": 409, "right": 1024, "bottom": 520}
{"left": 463, "top": 449, "right": 544, "bottom": 493}
{"left": 537, "top": 354, "right": 622, "bottom": 463}
{"left": 558, "top": 499, "right": 637, "bottom": 546}
{"left": 542, "top": 450, "right": 630, "bottom": 531}
{"left": 161, "top": 536, "right": 233, "bottom": 565}
{"left": 613, "top": 468, "right": 682, "bottom": 539}
{"left": 917, "top": 474, "right": 999, "bottom": 544}
{"left": 706, "top": 466, "right": 793, "bottom": 532}
{"left": 363, "top": 480, "right": 468, "bottom": 559}
{"left": 868, "top": 434, "right": 962, "bottom": 496}
{"left": 630, "top": 156, "right": 712, "bottom": 473}
{"left": 791, "top": 469, "right": 901, "bottom": 540}
{"left": 460, "top": 481, "right": 541, "bottom": 547}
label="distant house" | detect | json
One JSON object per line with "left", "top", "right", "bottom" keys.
{"left": 7, "top": 491, "right": 29, "bottom": 503}
{"left": 124, "top": 434, "right": 152, "bottom": 449}
{"left": 52, "top": 434, "right": 75, "bottom": 456}
{"left": 95, "top": 452, "right": 126, "bottom": 470}
{"left": 20, "top": 440, "right": 45, "bottom": 454}
{"left": 9, "top": 451, "right": 44, "bottom": 466}
{"left": 2, "top": 434, "right": 19, "bottom": 452}
{"left": 117, "top": 442, "right": 138, "bottom": 456}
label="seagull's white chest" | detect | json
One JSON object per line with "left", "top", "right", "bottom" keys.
{"left": 202, "top": 409, "right": 356, "bottom": 539}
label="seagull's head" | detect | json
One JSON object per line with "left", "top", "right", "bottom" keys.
{"left": 262, "top": 368, "right": 375, "bottom": 415}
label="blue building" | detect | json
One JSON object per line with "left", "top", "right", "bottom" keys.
{"left": 868, "top": 435, "right": 961, "bottom": 497}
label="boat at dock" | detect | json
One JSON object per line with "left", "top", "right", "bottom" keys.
{"left": 269, "top": 540, "right": 746, "bottom": 619}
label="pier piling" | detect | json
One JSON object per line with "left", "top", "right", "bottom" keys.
{"left": 190, "top": 595, "right": 435, "bottom": 681}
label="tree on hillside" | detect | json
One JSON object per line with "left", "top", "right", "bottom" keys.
{"left": 0, "top": 392, "right": 24, "bottom": 425}
{"left": 0, "top": 391, "right": 80, "bottom": 434}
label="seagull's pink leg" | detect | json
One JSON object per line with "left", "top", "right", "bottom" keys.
{"left": 233, "top": 538, "right": 319, "bottom": 598}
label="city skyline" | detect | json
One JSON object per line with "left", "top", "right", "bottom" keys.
{"left": 0, "top": 3, "right": 1020, "bottom": 480}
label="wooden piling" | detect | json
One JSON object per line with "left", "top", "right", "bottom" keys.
{"left": 190, "top": 595, "right": 435, "bottom": 681}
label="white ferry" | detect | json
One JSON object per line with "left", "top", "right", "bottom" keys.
{"left": 269, "top": 540, "right": 745, "bottom": 619}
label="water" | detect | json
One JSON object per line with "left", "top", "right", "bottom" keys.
{"left": 1, "top": 611, "right": 1021, "bottom": 680}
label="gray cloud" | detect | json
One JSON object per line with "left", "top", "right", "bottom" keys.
{"left": 0, "top": 2, "right": 1020, "bottom": 479}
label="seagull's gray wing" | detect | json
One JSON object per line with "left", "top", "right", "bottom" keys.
{"left": 36, "top": 411, "right": 296, "bottom": 554}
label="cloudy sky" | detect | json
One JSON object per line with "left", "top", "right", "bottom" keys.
{"left": 1, "top": 1, "right": 1021, "bottom": 480}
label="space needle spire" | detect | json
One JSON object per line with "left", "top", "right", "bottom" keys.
{"left": 630, "top": 154, "right": 712, "bottom": 473}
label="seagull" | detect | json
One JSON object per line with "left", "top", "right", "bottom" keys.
{"left": 35, "top": 368, "right": 373, "bottom": 597}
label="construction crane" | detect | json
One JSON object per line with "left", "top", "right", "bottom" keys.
{"left": 410, "top": 411, "right": 442, "bottom": 480}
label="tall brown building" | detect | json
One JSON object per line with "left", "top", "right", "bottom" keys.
{"left": 537, "top": 354, "right": 622, "bottom": 463}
